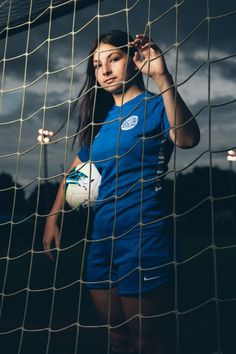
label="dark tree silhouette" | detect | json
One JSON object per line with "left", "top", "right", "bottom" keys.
{"left": 0, "top": 172, "right": 29, "bottom": 216}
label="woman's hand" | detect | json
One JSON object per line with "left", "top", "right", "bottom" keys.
{"left": 43, "top": 217, "right": 61, "bottom": 261}
{"left": 130, "top": 34, "right": 169, "bottom": 81}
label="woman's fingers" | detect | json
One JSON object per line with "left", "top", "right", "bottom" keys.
{"left": 43, "top": 240, "right": 55, "bottom": 261}
{"left": 130, "top": 34, "right": 147, "bottom": 48}
{"left": 43, "top": 234, "right": 60, "bottom": 261}
{"left": 131, "top": 34, "right": 159, "bottom": 50}
{"left": 131, "top": 34, "right": 168, "bottom": 78}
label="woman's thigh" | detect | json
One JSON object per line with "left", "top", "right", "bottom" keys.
{"left": 90, "top": 288, "right": 125, "bottom": 325}
{"left": 90, "top": 288, "right": 136, "bottom": 353}
{"left": 121, "top": 282, "right": 173, "bottom": 318}
{"left": 120, "top": 283, "right": 176, "bottom": 353}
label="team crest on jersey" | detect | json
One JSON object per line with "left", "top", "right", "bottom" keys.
{"left": 121, "top": 115, "right": 138, "bottom": 130}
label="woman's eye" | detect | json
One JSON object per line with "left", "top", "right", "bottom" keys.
{"left": 111, "top": 56, "right": 120, "bottom": 62}
{"left": 94, "top": 63, "right": 101, "bottom": 69}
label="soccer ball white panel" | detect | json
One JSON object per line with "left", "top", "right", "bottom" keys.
{"left": 65, "top": 162, "right": 101, "bottom": 209}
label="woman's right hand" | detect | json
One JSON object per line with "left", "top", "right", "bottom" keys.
{"left": 43, "top": 217, "right": 61, "bottom": 261}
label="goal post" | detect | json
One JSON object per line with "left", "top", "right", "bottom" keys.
{"left": 0, "top": 0, "right": 103, "bottom": 35}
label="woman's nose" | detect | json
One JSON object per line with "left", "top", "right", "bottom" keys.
{"left": 102, "top": 63, "right": 112, "bottom": 76}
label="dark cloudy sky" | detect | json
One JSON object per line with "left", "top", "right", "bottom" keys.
{"left": 0, "top": 0, "right": 235, "bottom": 195}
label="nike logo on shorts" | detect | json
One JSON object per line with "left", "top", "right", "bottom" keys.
{"left": 143, "top": 275, "right": 161, "bottom": 281}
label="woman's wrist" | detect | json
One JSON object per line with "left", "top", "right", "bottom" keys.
{"left": 46, "top": 212, "right": 60, "bottom": 223}
{"left": 152, "top": 72, "right": 174, "bottom": 91}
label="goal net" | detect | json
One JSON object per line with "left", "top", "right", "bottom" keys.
{"left": 0, "top": 1, "right": 236, "bottom": 354}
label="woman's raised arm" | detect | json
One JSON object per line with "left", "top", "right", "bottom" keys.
{"left": 131, "top": 34, "right": 200, "bottom": 148}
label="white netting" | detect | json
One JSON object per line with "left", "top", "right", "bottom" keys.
{"left": 0, "top": 0, "right": 236, "bottom": 353}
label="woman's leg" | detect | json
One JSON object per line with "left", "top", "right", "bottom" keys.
{"left": 120, "top": 283, "right": 175, "bottom": 354}
{"left": 90, "top": 288, "right": 136, "bottom": 353}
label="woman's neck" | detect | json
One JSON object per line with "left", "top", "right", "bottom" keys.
{"left": 112, "top": 85, "right": 144, "bottom": 107}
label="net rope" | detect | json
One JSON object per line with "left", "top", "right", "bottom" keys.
{"left": 0, "top": 1, "right": 236, "bottom": 354}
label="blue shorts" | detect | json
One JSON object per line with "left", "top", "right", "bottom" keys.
{"left": 85, "top": 227, "right": 171, "bottom": 295}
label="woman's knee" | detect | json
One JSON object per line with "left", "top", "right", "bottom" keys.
{"left": 110, "top": 329, "right": 136, "bottom": 353}
{"left": 131, "top": 319, "right": 170, "bottom": 354}
{"left": 133, "top": 335, "right": 167, "bottom": 354}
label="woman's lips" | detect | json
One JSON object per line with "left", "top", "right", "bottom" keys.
{"left": 104, "top": 77, "right": 116, "bottom": 85}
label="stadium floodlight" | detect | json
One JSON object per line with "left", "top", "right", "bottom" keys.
{"left": 37, "top": 128, "right": 54, "bottom": 144}
{"left": 227, "top": 149, "right": 236, "bottom": 162}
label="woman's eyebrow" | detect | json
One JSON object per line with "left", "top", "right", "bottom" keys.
{"left": 93, "top": 51, "right": 121, "bottom": 63}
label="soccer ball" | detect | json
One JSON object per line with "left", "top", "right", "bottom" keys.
{"left": 64, "top": 162, "right": 101, "bottom": 209}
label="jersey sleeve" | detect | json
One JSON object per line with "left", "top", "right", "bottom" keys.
{"left": 77, "top": 145, "right": 90, "bottom": 162}
{"left": 160, "top": 99, "right": 172, "bottom": 142}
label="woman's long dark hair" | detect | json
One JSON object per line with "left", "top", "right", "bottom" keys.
{"left": 73, "top": 30, "right": 145, "bottom": 149}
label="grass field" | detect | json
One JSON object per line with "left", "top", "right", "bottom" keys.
{"left": 0, "top": 217, "right": 235, "bottom": 354}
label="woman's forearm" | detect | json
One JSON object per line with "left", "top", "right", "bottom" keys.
{"left": 46, "top": 178, "right": 65, "bottom": 222}
{"left": 153, "top": 73, "right": 200, "bottom": 148}
{"left": 46, "top": 155, "right": 82, "bottom": 222}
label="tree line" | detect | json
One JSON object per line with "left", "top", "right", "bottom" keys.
{"left": 0, "top": 166, "right": 235, "bottom": 257}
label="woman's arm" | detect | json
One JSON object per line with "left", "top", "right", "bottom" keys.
{"left": 152, "top": 73, "right": 200, "bottom": 148}
{"left": 43, "top": 155, "right": 82, "bottom": 260}
{"left": 131, "top": 34, "right": 200, "bottom": 148}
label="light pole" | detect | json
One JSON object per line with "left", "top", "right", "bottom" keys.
{"left": 37, "top": 129, "right": 54, "bottom": 179}
{"left": 37, "top": 129, "right": 54, "bottom": 211}
{"left": 227, "top": 149, "right": 236, "bottom": 229}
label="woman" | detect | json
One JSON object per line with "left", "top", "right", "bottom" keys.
{"left": 43, "top": 30, "right": 200, "bottom": 354}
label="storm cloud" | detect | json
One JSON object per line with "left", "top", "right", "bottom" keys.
{"left": 0, "top": 0, "right": 235, "bottom": 191}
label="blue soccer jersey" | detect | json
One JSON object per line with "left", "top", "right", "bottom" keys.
{"left": 78, "top": 91, "right": 174, "bottom": 294}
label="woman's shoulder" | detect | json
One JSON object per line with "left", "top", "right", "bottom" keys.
{"left": 146, "top": 91, "right": 164, "bottom": 112}
{"left": 146, "top": 91, "right": 163, "bottom": 103}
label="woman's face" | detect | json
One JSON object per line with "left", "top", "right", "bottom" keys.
{"left": 93, "top": 42, "right": 134, "bottom": 95}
